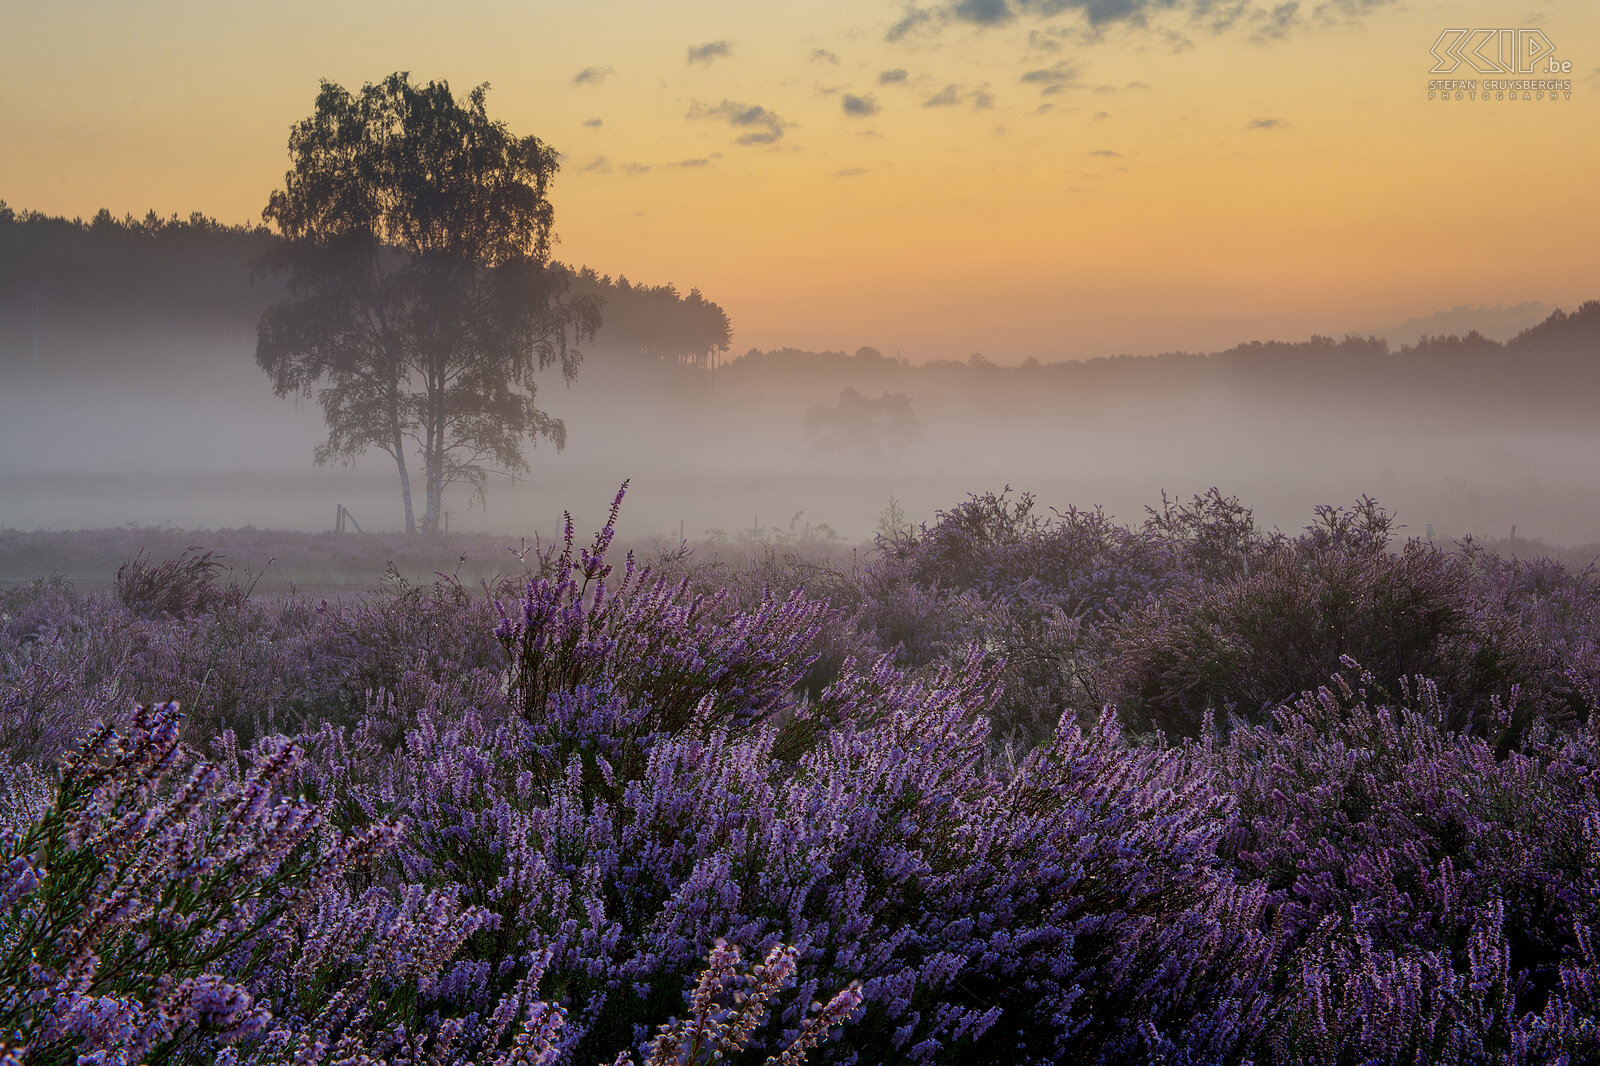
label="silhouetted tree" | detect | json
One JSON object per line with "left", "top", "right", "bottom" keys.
{"left": 255, "top": 73, "right": 600, "bottom": 534}
{"left": 803, "top": 387, "right": 920, "bottom": 460}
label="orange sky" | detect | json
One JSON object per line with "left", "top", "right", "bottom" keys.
{"left": 2, "top": 0, "right": 1595, "bottom": 360}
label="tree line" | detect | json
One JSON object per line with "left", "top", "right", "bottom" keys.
{"left": 723, "top": 307, "right": 1600, "bottom": 416}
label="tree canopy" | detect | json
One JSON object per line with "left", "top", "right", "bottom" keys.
{"left": 255, "top": 73, "right": 600, "bottom": 534}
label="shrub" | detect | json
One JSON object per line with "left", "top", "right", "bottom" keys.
{"left": 1109, "top": 538, "right": 1561, "bottom": 738}
{"left": 115, "top": 547, "right": 239, "bottom": 619}
{"left": 1214, "top": 664, "right": 1600, "bottom": 1059}
{"left": 0, "top": 702, "right": 385, "bottom": 1062}
{"left": 302, "top": 493, "right": 1272, "bottom": 1064}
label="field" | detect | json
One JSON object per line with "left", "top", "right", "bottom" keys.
{"left": 5, "top": 486, "right": 1600, "bottom": 1063}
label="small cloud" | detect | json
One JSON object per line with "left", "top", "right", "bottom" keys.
{"left": 1125, "top": 81, "right": 1150, "bottom": 89}
{"left": 622, "top": 163, "right": 653, "bottom": 175}
{"left": 842, "top": 93, "right": 880, "bottom": 116}
{"left": 923, "top": 84, "right": 961, "bottom": 107}
{"left": 835, "top": 167, "right": 867, "bottom": 177}
{"left": 572, "top": 66, "right": 614, "bottom": 86}
{"left": 952, "top": 0, "right": 1013, "bottom": 25}
{"left": 687, "top": 40, "right": 733, "bottom": 64}
{"left": 577, "top": 155, "right": 611, "bottom": 173}
{"left": 1094, "top": 110, "right": 1111, "bottom": 119}
{"left": 811, "top": 48, "right": 840, "bottom": 64}
{"left": 1247, "top": 1, "right": 1300, "bottom": 41}
{"left": 1020, "top": 60, "right": 1078, "bottom": 87}
{"left": 972, "top": 89, "right": 995, "bottom": 109}
{"left": 1035, "top": 103, "right": 1054, "bottom": 113}
{"left": 879, "top": 68, "right": 910, "bottom": 84}
{"left": 1247, "top": 117, "right": 1286, "bottom": 130}
{"left": 666, "top": 157, "right": 711, "bottom": 168}
{"left": 1088, "top": 148, "right": 1121, "bottom": 157}
{"left": 688, "top": 99, "right": 792, "bottom": 145}
{"left": 582, "top": 117, "right": 604, "bottom": 128}
{"left": 886, "top": 5, "right": 939, "bottom": 41}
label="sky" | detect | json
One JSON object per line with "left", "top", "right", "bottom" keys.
{"left": 2, "top": 0, "right": 1596, "bottom": 361}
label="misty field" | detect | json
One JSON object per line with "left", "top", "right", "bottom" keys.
{"left": 5, "top": 486, "right": 1600, "bottom": 1064}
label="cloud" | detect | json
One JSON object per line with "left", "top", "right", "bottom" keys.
{"left": 582, "top": 117, "right": 603, "bottom": 128}
{"left": 842, "top": 93, "right": 880, "bottom": 116}
{"left": 1247, "top": 116, "right": 1285, "bottom": 129}
{"left": 888, "top": 0, "right": 1394, "bottom": 45}
{"left": 571, "top": 66, "right": 614, "bottom": 86}
{"left": 1245, "top": 1, "right": 1299, "bottom": 39}
{"left": 688, "top": 100, "right": 792, "bottom": 145}
{"left": 666, "top": 157, "right": 711, "bottom": 168}
{"left": 1094, "top": 110, "right": 1112, "bottom": 118}
{"left": 576, "top": 155, "right": 611, "bottom": 173}
{"left": 922, "top": 84, "right": 994, "bottom": 110}
{"left": 811, "top": 48, "right": 841, "bottom": 64}
{"left": 886, "top": 6, "right": 939, "bottom": 40}
{"left": 687, "top": 40, "right": 733, "bottom": 64}
{"left": 1088, "top": 148, "right": 1122, "bottom": 156}
{"left": 835, "top": 167, "right": 868, "bottom": 177}
{"left": 879, "top": 68, "right": 911, "bottom": 84}
{"left": 622, "top": 163, "right": 653, "bottom": 175}
{"left": 953, "top": 0, "right": 1014, "bottom": 23}
{"left": 1020, "top": 60, "right": 1079, "bottom": 87}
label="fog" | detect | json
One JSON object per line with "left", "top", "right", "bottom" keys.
{"left": 4, "top": 312, "right": 1600, "bottom": 552}
{"left": 3, "top": 212, "right": 1597, "bottom": 549}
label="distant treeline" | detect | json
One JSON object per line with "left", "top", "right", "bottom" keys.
{"left": 5, "top": 201, "right": 1595, "bottom": 414}
{"left": 0, "top": 202, "right": 730, "bottom": 373}
{"left": 728, "top": 304, "right": 1600, "bottom": 417}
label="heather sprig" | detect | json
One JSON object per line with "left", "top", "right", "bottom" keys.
{"left": 614, "top": 941, "right": 862, "bottom": 1066}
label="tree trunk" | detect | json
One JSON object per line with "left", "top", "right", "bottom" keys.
{"left": 417, "top": 420, "right": 443, "bottom": 535}
{"left": 392, "top": 419, "right": 416, "bottom": 534}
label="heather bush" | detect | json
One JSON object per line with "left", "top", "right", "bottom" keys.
{"left": 1275, "top": 905, "right": 1600, "bottom": 1064}
{"left": 1110, "top": 532, "right": 1562, "bottom": 739}
{"left": 315, "top": 663, "right": 1269, "bottom": 1064}
{"left": 1, "top": 579, "right": 135, "bottom": 762}
{"left": 1215, "top": 664, "right": 1600, "bottom": 1060}
{"left": 0, "top": 564, "right": 512, "bottom": 756}
{"left": 0, "top": 702, "right": 389, "bottom": 1062}
{"left": 289, "top": 492, "right": 1276, "bottom": 1065}
{"left": 1464, "top": 544, "right": 1600, "bottom": 724}
{"left": 495, "top": 486, "right": 831, "bottom": 743}
{"left": 863, "top": 489, "right": 1194, "bottom": 745}
{"left": 115, "top": 547, "right": 242, "bottom": 619}
{"left": 1144, "top": 488, "right": 1284, "bottom": 584}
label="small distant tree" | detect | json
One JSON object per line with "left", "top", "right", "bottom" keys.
{"left": 802, "top": 387, "right": 920, "bottom": 461}
{"left": 256, "top": 72, "right": 601, "bottom": 534}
